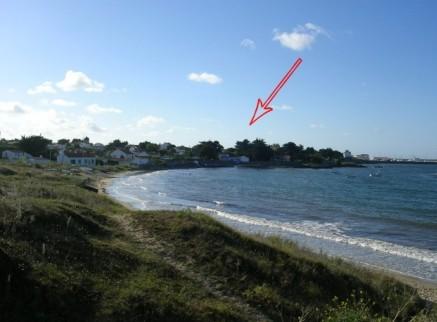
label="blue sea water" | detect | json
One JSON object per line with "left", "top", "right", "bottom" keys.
{"left": 107, "top": 164, "right": 437, "bottom": 280}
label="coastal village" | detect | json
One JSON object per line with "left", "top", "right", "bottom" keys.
{"left": 0, "top": 136, "right": 251, "bottom": 169}
{"left": 1, "top": 135, "right": 436, "bottom": 169}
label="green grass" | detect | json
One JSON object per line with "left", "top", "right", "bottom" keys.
{"left": 0, "top": 161, "right": 435, "bottom": 321}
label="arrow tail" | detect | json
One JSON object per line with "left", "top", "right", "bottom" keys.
{"left": 264, "top": 58, "right": 302, "bottom": 107}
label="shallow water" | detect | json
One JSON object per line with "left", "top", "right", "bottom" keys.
{"left": 107, "top": 164, "right": 437, "bottom": 281}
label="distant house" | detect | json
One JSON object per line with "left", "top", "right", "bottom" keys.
{"left": 373, "top": 156, "right": 392, "bottom": 162}
{"left": 110, "top": 149, "right": 132, "bottom": 160}
{"left": 238, "top": 156, "right": 250, "bottom": 163}
{"left": 175, "top": 146, "right": 188, "bottom": 156}
{"left": 1, "top": 150, "right": 32, "bottom": 161}
{"left": 344, "top": 150, "right": 352, "bottom": 159}
{"left": 355, "top": 154, "right": 370, "bottom": 161}
{"left": 57, "top": 150, "right": 96, "bottom": 167}
{"left": 128, "top": 145, "right": 139, "bottom": 153}
{"left": 159, "top": 143, "right": 172, "bottom": 151}
{"left": 47, "top": 144, "right": 66, "bottom": 151}
{"left": 79, "top": 142, "right": 93, "bottom": 149}
{"left": 130, "top": 155, "right": 150, "bottom": 167}
{"left": 93, "top": 143, "right": 105, "bottom": 151}
{"left": 218, "top": 153, "right": 231, "bottom": 161}
{"left": 219, "top": 154, "right": 250, "bottom": 164}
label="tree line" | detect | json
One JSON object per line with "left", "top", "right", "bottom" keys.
{"left": 3, "top": 135, "right": 344, "bottom": 164}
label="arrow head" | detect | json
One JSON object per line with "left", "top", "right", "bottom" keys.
{"left": 249, "top": 98, "right": 273, "bottom": 126}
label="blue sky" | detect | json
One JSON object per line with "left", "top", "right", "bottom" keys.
{"left": 1, "top": 1, "right": 436, "bottom": 158}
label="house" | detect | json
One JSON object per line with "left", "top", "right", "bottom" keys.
{"left": 93, "top": 143, "right": 105, "bottom": 151}
{"left": 219, "top": 154, "right": 250, "bottom": 164}
{"left": 57, "top": 150, "right": 96, "bottom": 167}
{"left": 47, "top": 144, "right": 66, "bottom": 151}
{"left": 159, "top": 143, "right": 172, "bottom": 151}
{"left": 218, "top": 153, "right": 231, "bottom": 161}
{"left": 131, "top": 153, "right": 150, "bottom": 166}
{"left": 373, "top": 156, "right": 392, "bottom": 162}
{"left": 344, "top": 150, "right": 352, "bottom": 159}
{"left": 238, "top": 156, "right": 250, "bottom": 163}
{"left": 1, "top": 150, "right": 32, "bottom": 161}
{"left": 175, "top": 146, "right": 188, "bottom": 156}
{"left": 355, "top": 154, "right": 370, "bottom": 161}
{"left": 110, "top": 149, "right": 132, "bottom": 160}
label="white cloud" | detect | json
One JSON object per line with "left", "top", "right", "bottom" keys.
{"left": 273, "top": 22, "right": 326, "bottom": 51}
{"left": 0, "top": 101, "right": 31, "bottom": 114}
{"left": 309, "top": 123, "right": 325, "bottom": 129}
{"left": 51, "top": 99, "right": 77, "bottom": 107}
{"left": 188, "top": 72, "right": 222, "bottom": 84}
{"left": 273, "top": 104, "right": 294, "bottom": 111}
{"left": 136, "top": 115, "right": 165, "bottom": 127}
{"left": 86, "top": 104, "right": 122, "bottom": 114}
{"left": 57, "top": 70, "right": 104, "bottom": 92}
{"left": 0, "top": 101, "right": 107, "bottom": 139}
{"left": 27, "top": 81, "right": 57, "bottom": 95}
{"left": 241, "top": 38, "right": 256, "bottom": 49}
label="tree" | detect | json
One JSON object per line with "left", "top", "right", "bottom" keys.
{"left": 250, "top": 139, "right": 273, "bottom": 161}
{"left": 19, "top": 135, "right": 51, "bottom": 157}
{"left": 319, "top": 148, "right": 344, "bottom": 161}
{"left": 138, "top": 141, "right": 159, "bottom": 153}
{"left": 235, "top": 139, "right": 251, "bottom": 156}
{"left": 57, "top": 138, "right": 70, "bottom": 145}
{"left": 192, "top": 141, "right": 223, "bottom": 160}
{"left": 281, "top": 142, "right": 303, "bottom": 160}
{"left": 106, "top": 139, "right": 128, "bottom": 151}
{"left": 223, "top": 147, "right": 237, "bottom": 156}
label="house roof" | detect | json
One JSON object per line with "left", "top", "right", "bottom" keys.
{"left": 64, "top": 150, "right": 96, "bottom": 158}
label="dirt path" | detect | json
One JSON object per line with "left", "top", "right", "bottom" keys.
{"left": 115, "top": 213, "right": 273, "bottom": 322}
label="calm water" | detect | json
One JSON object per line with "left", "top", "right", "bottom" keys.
{"left": 107, "top": 164, "right": 437, "bottom": 280}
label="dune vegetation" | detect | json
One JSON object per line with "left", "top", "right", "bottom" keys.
{"left": 0, "top": 162, "right": 435, "bottom": 321}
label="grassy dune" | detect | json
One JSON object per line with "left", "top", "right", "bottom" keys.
{"left": 0, "top": 162, "right": 436, "bottom": 321}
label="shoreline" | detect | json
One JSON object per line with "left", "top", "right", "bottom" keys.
{"left": 100, "top": 169, "right": 437, "bottom": 303}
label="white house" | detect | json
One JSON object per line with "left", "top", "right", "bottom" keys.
{"left": 218, "top": 154, "right": 250, "bottom": 164}
{"left": 110, "top": 149, "right": 132, "bottom": 160}
{"left": 47, "top": 144, "right": 66, "bottom": 151}
{"left": 93, "top": 143, "right": 105, "bottom": 151}
{"left": 57, "top": 150, "right": 96, "bottom": 167}
{"left": 344, "top": 150, "right": 352, "bottom": 159}
{"left": 1, "top": 150, "right": 32, "bottom": 161}
{"left": 79, "top": 142, "right": 93, "bottom": 149}
{"left": 175, "top": 146, "right": 187, "bottom": 156}
{"left": 355, "top": 154, "right": 370, "bottom": 161}
{"left": 239, "top": 156, "right": 250, "bottom": 163}
{"left": 159, "top": 143, "right": 172, "bottom": 151}
{"left": 218, "top": 153, "right": 230, "bottom": 161}
{"left": 131, "top": 156, "right": 150, "bottom": 166}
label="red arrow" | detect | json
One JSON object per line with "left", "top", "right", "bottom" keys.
{"left": 249, "top": 57, "right": 303, "bottom": 126}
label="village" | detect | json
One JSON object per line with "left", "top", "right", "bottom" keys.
{"left": 0, "top": 136, "right": 251, "bottom": 169}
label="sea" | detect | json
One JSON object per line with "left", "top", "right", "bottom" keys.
{"left": 106, "top": 164, "right": 437, "bottom": 281}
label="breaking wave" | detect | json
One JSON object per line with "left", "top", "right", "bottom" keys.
{"left": 196, "top": 206, "right": 437, "bottom": 265}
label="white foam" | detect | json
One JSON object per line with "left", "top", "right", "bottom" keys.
{"left": 196, "top": 206, "right": 437, "bottom": 265}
